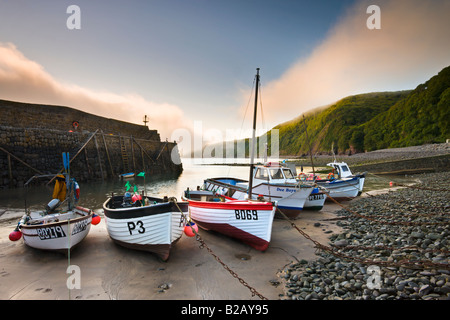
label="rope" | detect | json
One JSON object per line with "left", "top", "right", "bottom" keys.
{"left": 67, "top": 217, "right": 71, "bottom": 300}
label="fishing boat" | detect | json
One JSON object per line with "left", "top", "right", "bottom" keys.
{"left": 314, "top": 161, "right": 366, "bottom": 201}
{"left": 183, "top": 68, "right": 276, "bottom": 251}
{"left": 184, "top": 193, "right": 275, "bottom": 251}
{"left": 103, "top": 192, "right": 189, "bottom": 261}
{"left": 303, "top": 187, "right": 327, "bottom": 210}
{"left": 9, "top": 153, "right": 97, "bottom": 253}
{"left": 119, "top": 172, "right": 135, "bottom": 179}
{"left": 202, "top": 161, "right": 318, "bottom": 218}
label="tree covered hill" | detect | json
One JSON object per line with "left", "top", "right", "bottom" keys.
{"left": 270, "top": 65, "right": 450, "bottom": 156}
{"left": 363, "top": 66, "right": 450, "bottom": 151}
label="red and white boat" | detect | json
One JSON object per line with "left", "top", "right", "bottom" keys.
{"left": 184, "top": 192, "right": 275, "bottom": 251}
{"left": 183, "top": 69, "right": 276, "bottom": 251}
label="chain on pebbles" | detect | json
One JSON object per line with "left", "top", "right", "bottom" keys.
{"left": 278, "top": 171, "right": 450, "bottom": 300}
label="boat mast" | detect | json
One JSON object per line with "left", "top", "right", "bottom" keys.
{"left": 248, "top": 68, "right": 260, "bottom": 198}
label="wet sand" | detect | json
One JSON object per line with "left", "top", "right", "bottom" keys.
{"left": 0, "top": 203, "right": 345, "bottom": 300}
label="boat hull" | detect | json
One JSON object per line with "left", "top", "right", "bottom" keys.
{"left": 186, "top": 199, "right": 275, "bottom": 251}
{"left": 103, "top": 196, "right": 188, "bottom": 261}
{"left": 20, "top": 206, "right": 93, "bottom": 252}
{"left": 203, "top": 178, "right": 313, "bottom": 219}
{"left": 317, "top": 175, "right": 364, "bottom": 201}
{"left": 303, "top": 188, "right": 327, "bottom": 210}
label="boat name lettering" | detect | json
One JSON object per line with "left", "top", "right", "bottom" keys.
{"left": 276, "top": 187, "right": 295, "bottom": 193}
{"left": 36, "top": 226, "right": 66, "bottom": 240}
{"left": 309, "top": 194, "right": 324, "bottom": 201}
{"left": 72, "top": 219, "right": 89, "bottom": 235}
{"left": 127, "top": 220, "right": 145, "bottom": 235}
{"left": 179, "top": 214, "right": 187, "bottom": 227}
{"left": 235, "top": 210, "right": 258, "bottom": 220}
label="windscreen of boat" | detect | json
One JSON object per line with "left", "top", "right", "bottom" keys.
{"left": 282, "top": 168, "right": 295, "bottom": 179}
{"left": 269, "top": 168, "right": 284, "bottom": 179}
{"left": 255, "top": 168, "right": 269, "bottom": 180}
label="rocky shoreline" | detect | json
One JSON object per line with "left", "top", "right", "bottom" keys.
{"left": 278, "top": 171, "right": 450, "bottom": 300}
{"left": 295, "top": 142, "right": 450, "bottom": 167}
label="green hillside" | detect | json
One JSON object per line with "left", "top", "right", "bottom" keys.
{"left": 270, "top": 91, "right": 410, "bottom": 155}
{"left": 270, "top": 65, "right": 450, "bottom": 156}
{"left": 363, "top": 66, "right": 450, "bottom": 151}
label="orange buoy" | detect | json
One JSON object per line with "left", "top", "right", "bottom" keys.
{"left": 184, "top": 221, "right": 198, "bottom": 237}
{"left": 91, "top": 214, "right": 101, "bottom": 225}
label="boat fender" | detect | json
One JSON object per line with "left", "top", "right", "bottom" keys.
{"left": 184, "top": 221, "right": 198, "bottom": 237}
{"left": 91, "top": 214, "right": 101, "bottom": 225}
{"left": 9, "top": 229, "right": 22, "bottom": 241}
{"left": 132, "top": 194, "right": 142, "bottom": 203}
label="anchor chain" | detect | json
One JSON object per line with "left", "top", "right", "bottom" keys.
{"left": 171, "top": 198, "right": 268, "bottom": 300}
{"left": 276, "top": 201, "right": 450, "bottom": 271}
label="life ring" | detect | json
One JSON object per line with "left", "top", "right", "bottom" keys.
{"left": 298, "top": 173, "right": 307, "bottom": 181}
{"left": 72, "top": 121, "right": 79, "bottom": 130}
{"left": 327, "top": 172, "right": 335, "bottom": 180}
{"left": 74, "top": 181, "right": 80, "bottom": 200}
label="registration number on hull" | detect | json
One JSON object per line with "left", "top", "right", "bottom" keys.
{"left": 309, "top": 194, "right": 324, "bottom": 201}
{"left": 36, "top": 226, "right": 66, "bottom": 240}
{"left": 235, "top": 210, "right": 258, "bottom": 220}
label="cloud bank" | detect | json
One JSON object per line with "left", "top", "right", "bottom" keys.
{"left": 247, "top": 0, "right": 450, "bottom": 127}
{"left": 0, "top": 42, "right": 192, "bottom": 140}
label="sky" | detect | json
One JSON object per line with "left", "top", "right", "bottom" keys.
{"left": 0, "top": 0, "right": 449, "bottom": 155}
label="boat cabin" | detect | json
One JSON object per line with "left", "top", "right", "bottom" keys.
{"left": 253, "top": 162, "right": 297, "bottom": 185}
{"left": 326, "top": 162, "right": 353, "bottom": 179}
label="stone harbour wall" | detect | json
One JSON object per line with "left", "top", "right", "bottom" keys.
{"left": 0, "top": 99, "right": 160, "bottom": 140}
{"left": 0, "top": 126, "right": 182, "bottom": 188}
{"left": 0, "top": 100, "right": 182, "bottom": 188}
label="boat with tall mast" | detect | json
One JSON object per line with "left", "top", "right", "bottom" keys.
{"left": 184, "top": 68, "right": 276, "bottom": 251}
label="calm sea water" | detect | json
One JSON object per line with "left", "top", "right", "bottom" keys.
{"left": 0, "top": 157, "right": 414, "bottom": 212}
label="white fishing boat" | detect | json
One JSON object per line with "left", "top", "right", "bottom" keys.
{"left": 9, "top": 153, "right": 97, "bottom": 252}
{"left": 315, "top": 161, "right": 366, "bottom": 201}
{"left": 183, "top": 68, "right": 276, "bottom": 251}
{"left": 103, "top": 193, "right": 189, "bottom": 261}
{"left": 16, "top": 205, "right": 94, "bottom": 252}
{"left": 303, "top": 187, "right": 327, "bottom": 210}
{"left": 203, "top": 161, "right": 317, "bottom": 218}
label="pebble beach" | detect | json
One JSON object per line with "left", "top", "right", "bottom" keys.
{"left": 0, "top": 144, "right": 448, "bottom": 303}
{"left": 279, "top": 171, "right": 450, "bottom": 300}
